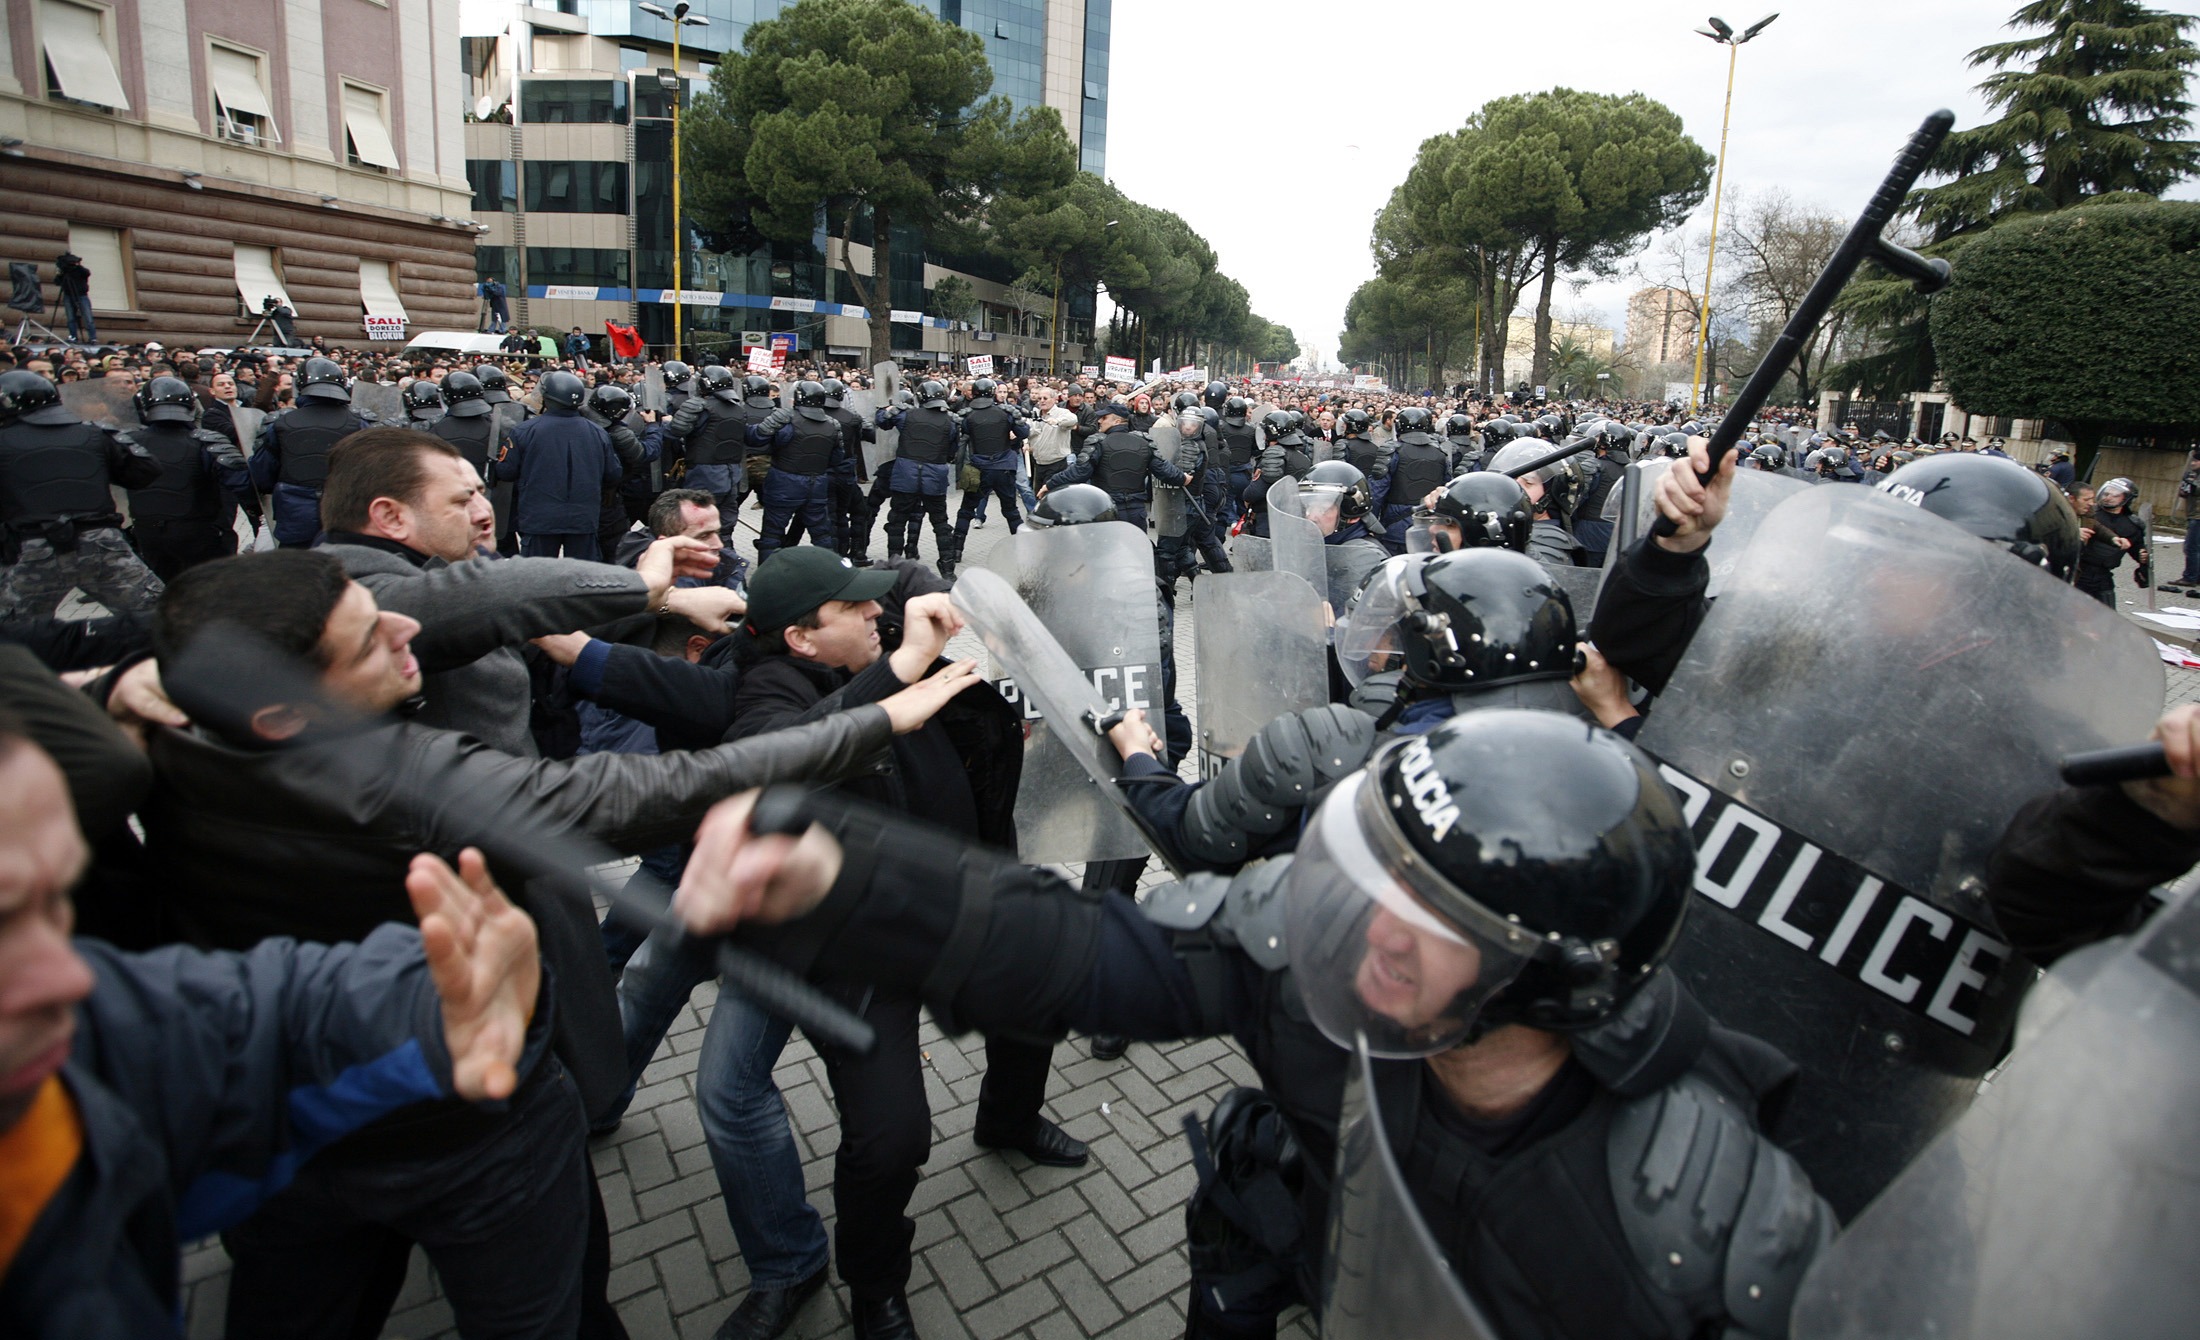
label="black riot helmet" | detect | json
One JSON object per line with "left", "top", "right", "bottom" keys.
{"left": 1338, "top": 408, "right": 1373, "bottom": 437}
{"left": 0, "top": 370, "right": 63, "bottom": 422}
{"left": 700, "top": 365, "right": 739, "bottom": 398}
{"left": 137, "top": 376, "right": 202, "bottom": 426}
{"left": 893, "top": 387, "right": 918, "bottom": 410}
{"left": 1444, "top": 412, "right": 1476, "bottom": 440}
{"left": 299, "top": 357, "right": 352, "bottom": 403}
{"left": 794, "top": 379, "right": 829, "bottom": 409}
{"left": 1427, "top": 472, "right": 1534, "bottom": 553}
{"left": 1393, "top": 407, "right": 1435, "bottom": 439}
{"left": 1367, "top": 548, "right": 1578, "bottom": 692}
{"left": 472, "top": 363, "right": 514, "bottom": 396}
{"left": 661, "top": 359, "right": 694, "bottom": 389}
{"left": 1027, "top": 483, "right": 1118, "bottom": 528}
{"left": 1171, "top": 390, "right": 1200, "bottom": 413}
{"left": 1260, "top": 409, "right": 1301, "bottom": 444}
{"left": 587, "top": 383, "right": 633, "bottom": 420}
{"left": 402, "top": 380, "right": 445, "bottom": 420}
{"left": 1205, "top": 380, "right": 1229, "bottom": 410}
{"left": 820, "top": 378, "right": 847, "bottom": 407}
{"left": 1224, "top": 395, "right": 1251, "bottom": 419}
{"left": 918, "top": 379, "right": 949, "bottom": 409}
{"left": 1876, "top": 452, "right": 2082, "bottom": 581}
{"left": 1283, "top": 710, "right": 1696, "bottom": 1056}
{"left": 538, "top": 370, "right": 588, "bottom": 411}
{"left": 970, "top": 378, "right": 998, "bottom": 402}
{"left": 1747, "top": 442, "right": 1786, "bottom": 471}
{"left": 1302, "top": 459, "right": 1373, "bottom": 526}
{"left": 441, "top": 371, "right": 492, "bottom": 418}
{"left": 741, "top": 374, "right": 774, "bottom": 402}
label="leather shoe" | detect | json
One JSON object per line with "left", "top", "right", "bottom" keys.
{"left": 974, "top": 1114, "right": 1090, "bottom": 1168}
{"left": 1089, "top": 1033, "right": 1129, "bottom": 1061}
{"left": 851, "top": 1291, "right": 919, "bottom": 1340}
{"left": 712, "top": 1264, "right": 829, "bottom": 1340}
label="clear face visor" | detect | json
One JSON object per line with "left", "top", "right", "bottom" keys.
{"left": 1281, "top": 773, "right": 1535, "bottom": 1058}
{"left": 1299, "top": 484, "right": 1347, "bottom": 534}
{"left": 1332, "top": 561, "right": 1417, "bottom": 687}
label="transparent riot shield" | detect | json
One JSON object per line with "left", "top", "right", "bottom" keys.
{"left": 640, "top": 366, "right": 668, "bottom": 413}
{"left": 1193, "top": 570, "right": 1327, "bottom": 779}
{"left": 973, "top": 526, "right": 1167, "bottom": 866}
{"left": 1227, "top": 531, "right": 1273, "bottom": 572}
{"left": 1791, "top": 885, "right": 2200, "bottom": 1340}
{"left": 1322, "top": 1035, "right": 1500, "bottom": 1340}
{"left": 58, "top": 379, "right": 141, "bottom": 430}
{"left": 1538, "top": 562, "right": 1605, "bottom": 623}
{"left": 1149, "top": 419, "right": 1188, "bottom": 539}
{"left": 866, "top": 361, "right": 900, "bottom": 476}
{"left": 1268, "top": 478, "right": 1329, "bottom": 611}
{"left": 1636, "top": 484, "right": 2164, "bottom": 1217}
{"left": 351, "top": 382, "right": 405, "bottom": 424}
{"left": 1326, "top": 540, "right": 1387, "bottom": 615}
{"left": 1611, "top": 460, "right": 1806, "bottom": 598}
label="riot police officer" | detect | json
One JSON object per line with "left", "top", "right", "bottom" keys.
{"left": 821, "top": 378, "right": 876, "bottom": 561}
{"left": 952, "top": 377, "right": 1029, "bottom": 546}
{"left": 1378, "top": 408, "right": 1453, "bottom": 553}
{"left": 1487, "top": 439, "right": 1587, "bottom": 567}
{"left": 737, "top": 372, "right": 780, "bottom": 504}
{"left": 584, "top": 382, "right": 650, "bottom": 552}
{"left": 120, "top": 376, "right": 251, "bottom": 580}
{"left": 1570, "top": 425, "right": 1628, "bottom": 564}
{"left": 876, "top": 379, "right": 961, "bottom": 572}
{"left": 678, "top": 711, "right": 1834, "bottom": 1340}
{"left": 1417, "top": 472, "right": 1536, "bottom": 554}
{"left": 1216, "top": 396, "right": 1260, "bottom": 528}
{"left": 658, "top": 366, "right": 751, "bottom": 544}
{"left": 659, "top": 359, "right": 695, "bottom": 414}
{"left": 749, "top": 379, "right": 846, "bottom": 559}
{"left": 402, "top": 379, "right": 446, "bottom": 425}
{"left": 1152, "top": 408, "right": 1234, "bottom": 581}
{"left": 248, "top": 356, "right": 376, "bottom": 548}
{"left": 473, "top": 363, "right": 531, "bottom": 430}
{"left": 427, "top": 371, "right": 508, "bottom": 484}
{"left": 850, "top": 387, "right": 916, "bottom": 565}
{"left": 1443, "top": 412, "right": 1483, "bottom": 472}
{"left": 0, "top": 369, "right": 164, "bottom": 622}
{"left": 493, "top": 370, "right": 620, "bottom": 560}
{"left": 1043, "top": 399, "right": 1191, "bottom": 537}
{"left": 1335, "top": 409, "right": 1390, "bottom": 513}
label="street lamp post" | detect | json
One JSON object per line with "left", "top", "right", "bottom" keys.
{"left": 1687, "top": 13, "right": 1776, "bottom": 414}
{"left": 639, "top": 1, "right": 709, "bottom": 360}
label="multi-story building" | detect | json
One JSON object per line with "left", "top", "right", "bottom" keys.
{"left": 0, "top": 0, "right": 477, "bottom": 350}
{"left": 1625, "top": 286, "right": 1699, "bottom": 369}
{"left": 464, "top": 0, "right": 1110, "bottom": 366}
{"left": 1499, "top": 314, "right": 1615, "bottom": 392}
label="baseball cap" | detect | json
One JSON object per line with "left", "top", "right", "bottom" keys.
{"left": 744, "top": 545, "right": 898, "bottom": 637}
{"left": 1096, "top": 400, "right": 1131, "bottom": 419}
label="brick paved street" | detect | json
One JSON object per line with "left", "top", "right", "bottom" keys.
{"left": 159, "top": 501, "right": 2190, "bottom": 1340}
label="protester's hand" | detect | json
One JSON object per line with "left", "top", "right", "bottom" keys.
{"left": 104, "top": 659, "right": 188, "bottom": 746}
{"left": 530, "top": 633, "right": 590, "bottom": 667}
{"left": 2080, "top": 526, "right": 2096, "bottom": 542}
{"left": 891, "top": 592, "right": 964, "bottom": 680}
{"left": 2114, "top": 536, "right": 2132, "bottom": 551}
{"left": 636, "top": 534, "right": 722, "bottom": 605}
{"left": 664, "top": 585, "right": 746, "bottom": 634}
{"left": 1108, "top": 707, "right": 1164, "bottom": 763}
{"left": 674, "top": 791, "right": 844, "bottom": 935}
{"left": 406, "top": 849, "right": 538, "bottom": 1102}
{"left": 2123, "top": 705, "right": 2200, "bottom": 831}
{"left": 1569, "top": 645, "right": 1639, "bottom": 730}
{"left": 879, "top": 659, "right": 982, "bottom": 733}
{"left": 1652, "top": 436, "right": 1733, "bottom": 554}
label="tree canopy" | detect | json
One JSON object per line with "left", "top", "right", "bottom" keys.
{"left": 1930, "top": 197, "right": 2199, "bottom": 473}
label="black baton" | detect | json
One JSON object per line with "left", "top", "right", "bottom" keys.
{"left": 2059, "top": 743, "right": 2171, "bottom": 787}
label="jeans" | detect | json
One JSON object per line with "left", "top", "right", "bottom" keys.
{"left": 2181, "top": 517, "right": 2200, "bottom": 584}
{"left": 63, "top": 293, "right": 96, "bottom": 342}
{"left": 1015, "top": 451, "right": 1038, "bottom": 512}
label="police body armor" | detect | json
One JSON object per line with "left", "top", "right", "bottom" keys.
{"left": 1577, "top": 455, "right": 1620, "bottom": 520}
{"left": 963, "top": 403, "right": 1018, "bottom": 467}
{"left": 895, "top": 408, "right": 959, "bottom": 468}
{"left": 269, "top": 403, "right": 360, "bottom": 488}
{"left": 1221, "top": 420, "right": 1260, "bottom": 470}
{"left": 1276, "top": 442, "right": 1314, "bottom": 481}
{"left": 1342, "top": 437, "right": 1384, "bottom": 480}
{"left": 430, "top": 413, "right": 498, "bottom": 476}
{"left": 1390, "top": 441, "right": 1451, "bottom": 509}
{"left": 124, "top": 425, "right": 230, "bottom": 521}
{"left": 686, "top": 399, "right": 749, "bottom": 468}
{"left": 777, "top": 410, "right": 841, "bottom": 476}
{"left": 1096, "top": 431, "right": 1157, "bottom": 503}
{"left": 0, "top": 419, "right": 118, "bottom": 528}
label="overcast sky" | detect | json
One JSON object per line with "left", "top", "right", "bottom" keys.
{"left": 1099, "top": 0, "right": 2195, "bottom": 368}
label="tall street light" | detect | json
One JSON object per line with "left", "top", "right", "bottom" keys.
{"left": 1687, "top": 12, "right": 1776, "bottom": 414}
{"left": 640, "top": 1, "right": 709, "bottom": 359}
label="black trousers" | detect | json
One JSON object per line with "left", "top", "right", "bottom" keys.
{"left": 955, "top": 466, "right": 1023, "bottom": 537}
{"left": 134, "top": 514, "right": 237, "bottom": 581}
{"left": 885, "top": 491, "right": 951, "bottom": 559}
{"left": 815, "top": 986, "right": 1055, "bottom": 1303}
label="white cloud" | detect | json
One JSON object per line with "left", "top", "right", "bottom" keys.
{"left": 1098, "top": 0, "right": 2195, "bottom": 367}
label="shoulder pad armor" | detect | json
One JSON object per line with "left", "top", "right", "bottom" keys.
{"left": 1179, "top": 705, "right": 1377, "bottom": 867}
{"left": 191, "top": 428, "right": 233, "bottom": 447}
{"left": 1139, "top": 860, "right": 1294, "bottom": 971}
{"left": 1607, "top": 1074, "right": 1836, "bottom": 1339}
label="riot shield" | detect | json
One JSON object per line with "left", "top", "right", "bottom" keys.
{"left": 58, "top": 379, "right": 141, "bottom": 430}
{"left": 1791, "top": 884, "right": 2200, "bottom": 1340}
{"left": 1267, "top": 478, "right": 1329, "bottom": 611}
{"left": 1635, "top": 484, "right": 2164, "bottom": 1217}
{"left": 1321, "top": 1035, "right": 1500, "bottom": 1340}
{"left": 1538, "top": 562, "right": 1605, "bottom": 623}
{"left": 973, "top": 525, "right": 1166, "bottom": 865}
{"left": 1226, "top": 531, "right": 1273, "bottom": 572}
{"left": 1193, "top": 570, "right": 1327, "bottom": 779}
{"left": 1611, "top": 461, "right": 1805, "bottom": 598}
{"left": 1149, "top": 419, "right": 1188, "bottom": 538}
{"left": 351, "top": 382, "right": 405, "bottom": 424}
{"left": 866, "top": 361, "right": 900, "bottom": 477}
{"left": 1325, "top": 540, "right": 1387, "bottom": 615}
{"left": 641, "top": 366, "right": 667, "bottom": 413}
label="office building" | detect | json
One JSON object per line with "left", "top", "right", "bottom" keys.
{"left": 1626, "top": 286, "right": 1699, "bottom": 369}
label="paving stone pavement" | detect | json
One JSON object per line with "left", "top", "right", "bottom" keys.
{"left": 155, "top": 496, "right": 2188, "bottom": 1340}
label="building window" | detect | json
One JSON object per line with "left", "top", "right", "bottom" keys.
{"left": 66, "top": 224, "right": 131, "bottom": 311}
{"left": 519, "top": 79, "right": 628, "bottom": 125}
{"left": 467, "top": 159, "right": 517, "bottom": 213}
{"left": 232, "top": 244, "right": 292, "bottom": 317}
{"left": 522, "top": 161, "right": 628, "bottom": 214}
{"left": 208, "top": 42, "right": 280, "bottom": 145}
{"left": 359, "top": 259, "right": 407, "bottom": 321}
{"left": 341, "top": 82, "right": 402, "bottom": 173}
{"left": 39, "top": 0, "right": 130, "bottom": 111}
{"left": 526, "top": 248, "right": 629, "bottom": 287}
